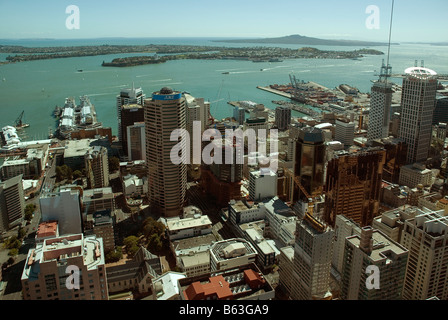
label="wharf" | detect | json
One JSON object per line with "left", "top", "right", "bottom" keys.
{"left": 256, "top": 86, "right": 292, "bottom": 99}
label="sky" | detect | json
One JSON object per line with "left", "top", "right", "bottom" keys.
{"left": 0, "top": 0, "right": 447, "bottom": 43}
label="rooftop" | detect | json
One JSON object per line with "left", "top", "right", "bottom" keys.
{"left": 36, "top": 221, "right": 58, "bottom": 239}
{"left": 346, "top": 229, "right": 409, "bottom": 263}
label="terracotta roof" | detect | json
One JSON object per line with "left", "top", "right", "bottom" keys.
{"left": 36, "top": 221, "right": 58, "bottom": 238}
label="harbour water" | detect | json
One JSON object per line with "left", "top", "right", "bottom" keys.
{"left": 0, "top": 37, "right": 447, "bottom": 140}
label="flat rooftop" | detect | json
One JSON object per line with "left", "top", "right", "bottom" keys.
{"left": 346, "top": 229, "right": 408, "bottom": 263}
{"left": 166, "top": 215, "right": 212, "bottom": 232}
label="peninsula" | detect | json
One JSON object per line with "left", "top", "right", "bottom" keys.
{"left": 0, "top": 43, "right": 384, "bottom": 67}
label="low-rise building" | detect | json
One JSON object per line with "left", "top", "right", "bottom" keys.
{"left": 179, "top": 263, "right": 275, "bottom": 300}
{"left": 35, "top": 221, "right": 59, "bottom": 244}
{"left": 210, "top": 238, "right": 257, "bottom": 272}
{"left": 152, "top": 271, "right": 187, "bottom": 300}
{"left": 162, "top": 214, "right": 212, "bottom": 241}
{"left": 106, "top": 246, "right": 162, "bottom": 295}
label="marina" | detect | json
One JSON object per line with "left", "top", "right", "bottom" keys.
{"left": 54, "top": 95, "right": 100, "bottom": 139}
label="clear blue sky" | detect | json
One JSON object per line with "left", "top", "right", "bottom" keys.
{"left": 0, "top": 0, "right": 447, "bottom": 42}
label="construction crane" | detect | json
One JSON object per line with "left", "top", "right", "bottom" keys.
{"left": 293, "top": 176, "right": 326, "bottom": 233}
{"left": 14, "top": 110, "right": 29, "bottom": 129}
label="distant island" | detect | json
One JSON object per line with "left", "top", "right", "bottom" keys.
{"left": 0, "top": 43, "right": 384, "bottom": 67}
{"left": 213, "top": 34, "right": 399, "bottom": 47}
{"left": 101, "top": 46, "right": 384, "bottom": 67}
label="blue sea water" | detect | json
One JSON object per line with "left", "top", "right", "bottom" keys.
{"left": 0, "top": 37, "right": 447, "bottom": 140}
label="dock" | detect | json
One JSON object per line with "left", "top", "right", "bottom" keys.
{"left": 256, "top": 86, "right": 292, "bottom": 99}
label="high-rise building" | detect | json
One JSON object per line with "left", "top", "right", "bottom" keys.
{"left": 85, "top": 146, "right": 109, "bottom": 189}
{"left": 398, "top": 66, "right": 438, "bottom": 164}
{"left": 201, "top": 136, "right": 243, "bottom": 207}
{"left": 185, "top": 94, "right": 210, "bottom": 165}
{"left": 335, "top": 119, "right": 355, "bottom": 146}
{"left": 0, "top": 174, "right": 25, "bottom": 233}
{"left": 120, "top": 103, "right": 144, "bottom": 157}
{"left": 40, "top": 188, "right": 83, "bottom": 235}
{"left": 367, "top": 61, "right": 393, "bottom": 142}
{"left": 340, "top": 226, "right": 409, "bottom": 300}
{"left": 292, "top": 126, "right": 325, "bottom": 203}
{"left": 248, "top": 168, "right": 277, "bottom": 201}
{"left": 400, "top": 209, "right": 448, "bottom": 300}
{"left": 275, "top": 106, "right": 291, "bottom": 131}
{"left": 233, "top": 106, "right": 245, "bottom": 126}
{"left": 290, "top": 213, "right": 334, "bottom": 300}
{"left": 126, "top": 122, "right": 146, "bottom": 161}
{"left": 433, "top": 95, "right": 448, "bottom": 125}
{"left": 21, "top": 234, "right": 108, "bottom": 300}
{"left": 324, "top": 147, "right": 385, "bottom": 227}
{"left": 371, "top": 137, "right": 407, "bottom": 184}
{"left": 144, "top": 87, "right": 187, "bottom": 217}
{"left": 117, "top": 85, "right": 145, "bottom": 144}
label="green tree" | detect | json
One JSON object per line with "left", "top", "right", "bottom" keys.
{"left": 147, "top": 234, "right": 163, "bottom": 254}
{"left": 142, "top": 217, "right": 165, "bottom": 239}
{"left": 18, "top": 227, "right": 27, "bottom": 239}
{"left": 8, "top": 248, "right": 19, "bottom": 257}
{"left": 73, "top": 170, "right": 82, "bottom": 179}
{"left": 109, "top": 156, "right": 120, "bottom": 173}
{"left": 105, "top": 247, "right": 123, "bottom": 263}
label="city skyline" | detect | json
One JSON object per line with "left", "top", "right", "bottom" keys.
{"left": 0, "top": 0, "right": 447, "bottom": 43}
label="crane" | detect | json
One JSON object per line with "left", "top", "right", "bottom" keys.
{"left": 293, "top": 176, "right": 326, "bottom": 233}
{"left": 15, "top": 110, "right": 29, "bottom": 129}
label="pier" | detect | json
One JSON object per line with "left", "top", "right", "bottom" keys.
{"left": 256, "top": 86, "right": 292, "bottom": 99}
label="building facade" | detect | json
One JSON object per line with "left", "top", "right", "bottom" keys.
{"left": 144, "top": 87, "right": 187, "bottom": 217}
{"left": 401, "top": 209, "right": 448, "bottom": 300}
{"left": 398, "top": 67, "right": 438, "bottom": 164}
{"left": 21, "top": 234, "right": 108, "bottom": 300}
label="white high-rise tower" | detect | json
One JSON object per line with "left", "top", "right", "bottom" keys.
{"left": 398, "top": 65, "right": 438, "bottom": 164}
{"left": 367, "top": 60, "right": 393, "bottom": 142}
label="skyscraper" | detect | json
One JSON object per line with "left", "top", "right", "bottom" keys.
{"left": 120, "top": 103, "right": 144, "bottom": 157}
{"left": 292, "top": 126, "right": 326, "bottom": 203}
{"left": 340, "top": 226, "right": 408, "bottom": 300}
{"left": 275, "top": 106, "right": 291, "bottom": 131}
{"left": 400, "top": 209, "right": 448, "bottom": 300}
{"left": 85, "top": 146, "right": 109, "bottom": 189}
{"left": 0, "top": 174, "right": 25, "bottom": 233}
{"left": 367, "top": 61, "right": 393, "bottom": 142}
{"left": 335, "top": 119, "right": 355, "bottom": 146}
{"left": 323, "top": 147, "right": 385, "bottom": 227}
{"left": 144, "top": 87, "right": 187, "bottom": 217}
{"left": 116, "top": 84, "right": 145, "bottom": 145}
{"left": 398, "top": 66, "right": 438, "bottom": 164}
{"left": 290, "top": 213, "right": 334, "bottom": 300}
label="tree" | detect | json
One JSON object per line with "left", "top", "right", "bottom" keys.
{"left": 55, "top": 165, "right": 73, "bottom": 181}
{"left": 123, "top": 236, "right": 140, "bottom": 258}
{"left": 8, "top": 248, "right": 19, "bottom": 257}
{"left": 147, "top": 234, "right": 163, "bottom": 254}
{"left": 105, "top": 247, "right": 123, "bottom": 263}
{"left": 73, "top": 170, "right": 82, "bottom": 179}
{"left": 142, "top": 217, "right": 165, "bottom": 239}
{"left": 18, "top": 227, "right": 27, "bottom": 239}
{"left": 109, "top": 156, "right": 120, "bottom": 173}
